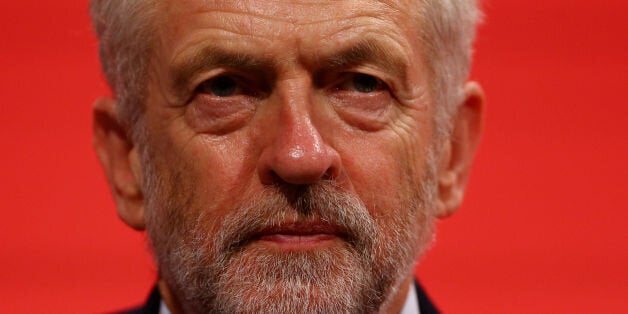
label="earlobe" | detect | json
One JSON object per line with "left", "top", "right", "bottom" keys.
{"left": 436, "top": 82, "right": 484, "bottom": 218}
{"left": 93, "top": 97, "right": 146, "bottom": 230}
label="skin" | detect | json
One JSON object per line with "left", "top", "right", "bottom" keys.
{"left": 93, "top": 0, "right": 484, "bottom": 313}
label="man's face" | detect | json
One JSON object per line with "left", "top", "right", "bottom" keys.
{"left": 112, "top": 0, "right": 455, "bottom": 313}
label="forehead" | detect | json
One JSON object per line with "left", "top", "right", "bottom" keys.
{"left": 154, "top": 0, "right": 423, "bottom": 54}
{"left": 159, "top": 0, "right": 419, "bottom": 23}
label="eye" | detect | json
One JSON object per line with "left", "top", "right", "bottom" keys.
{"left": 196, "top": 75, "right": 240, "bottom": 97}
{"left": 339, "top": 73, "right": 386, "bottom": 93}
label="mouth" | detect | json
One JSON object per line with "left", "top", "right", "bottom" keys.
{"left": 248, "top": 221, "right": 348, "bottom": 251}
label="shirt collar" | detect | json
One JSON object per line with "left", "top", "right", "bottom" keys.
{"left": 400, "top": 281, "right": 421, "bottom": 314}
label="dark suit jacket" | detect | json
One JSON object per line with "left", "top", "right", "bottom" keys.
{"left": 119, "top": 280, "right": 440, "bottom": 314}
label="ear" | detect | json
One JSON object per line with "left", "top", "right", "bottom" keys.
{"left": 93, "top": 97, "right": 146, "bottom": 230}
{"left": 435, "top": 82, "right": 484, "bottom": 218}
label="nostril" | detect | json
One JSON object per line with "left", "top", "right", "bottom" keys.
{"left": 259, "top": 168, "right": 281, "bottom": 185}
{"left": 260, "top": 156, "right": 339, "bottom": 185}
{"left": 321, "top": 167, "right": 336, "bottom": 181}
{"left": 268, "top": 170, "right": 280, "bottom": 184}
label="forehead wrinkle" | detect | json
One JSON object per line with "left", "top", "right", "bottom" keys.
{"left": 160, "top": 0, "right": 422, "bottom": 102}
{"left": 183, "top": 0, "right": 409, "bottom": 28}
{"left": 178, "top": 4, "right": 344, "bottom": 31}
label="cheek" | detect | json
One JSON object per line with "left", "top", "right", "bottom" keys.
{"left": 187, "top": 138, "right": 258, "bottom": 211}
{"left": 339, "top": 128, "right": 428, "bottom": 217}
{"left": 327, "top": 91, "right": 434, "bottom": 214}
{"left": 143, "top": 122, "right": 257, "bottom": 219}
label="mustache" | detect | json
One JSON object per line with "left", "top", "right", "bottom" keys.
{"left": 209, "top": 181, "right": 378, "bottom": 256}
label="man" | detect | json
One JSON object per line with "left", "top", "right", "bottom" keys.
{"left": 91, "top": 0, "right": 484, "bottom": 313}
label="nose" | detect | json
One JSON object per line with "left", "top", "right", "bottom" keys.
{"left": 257, "top": 80, "right": 341, "bottom": 185}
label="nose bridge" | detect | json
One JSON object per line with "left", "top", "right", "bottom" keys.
{"left": 257, "top": 76, "right": 340, "bottom": 185}
{"left": 277, "top": 78, "right": 321, "bottom": 160}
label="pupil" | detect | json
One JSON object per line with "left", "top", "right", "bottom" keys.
{"left": 210, "top": 76, "right": 237, "bottom": 96}
{"left": 353, "top": 74, "right": 379, "bottom": 93}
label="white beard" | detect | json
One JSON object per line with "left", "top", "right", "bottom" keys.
{"left": 144, "top": 162, "right": 437, "bottom": 314}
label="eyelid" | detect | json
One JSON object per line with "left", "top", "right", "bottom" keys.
{"left": 196, "top": 75, "right": 237, "bottom": 95}
{"left": 193, "top": 71, "right": 262, "bottom": 97}
{"left": 333, "top": 72, "right": 390, "bottom": 91}
{"left": 174, "top": 69, "right": 228, "bottom": 103}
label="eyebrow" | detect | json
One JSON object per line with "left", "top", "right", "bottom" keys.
{"left": 318, "top": 39, "right": 408, "bottom": 81}
{"left": 169, "top": 38, "right": 409, "bottom": 100}
{"left": 170, "top": 45, "right": 276, "bottom": 100}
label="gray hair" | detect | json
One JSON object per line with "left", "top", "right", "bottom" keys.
{"left": 419, "top": 0, "right": 482, "bottom": 137}
{"left": 90, "top": 0, "right": 157, "bottom": 135}
{"left": 90, "top": 0, "right": 481, "bottom": 138}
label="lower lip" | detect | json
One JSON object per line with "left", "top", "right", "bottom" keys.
{"left": 256, "top": 234, "right": 339, "bottom": 250}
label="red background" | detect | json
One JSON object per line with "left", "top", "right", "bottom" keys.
{"left": 1, "top": 0, "right": 626, "bottom": 312}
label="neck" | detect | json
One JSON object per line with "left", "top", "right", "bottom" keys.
{"left": 380, "top": 273, "right": 414, "bottom": 314}
{"left": 157, "top": 279, "right": 182, "bottom": 314}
